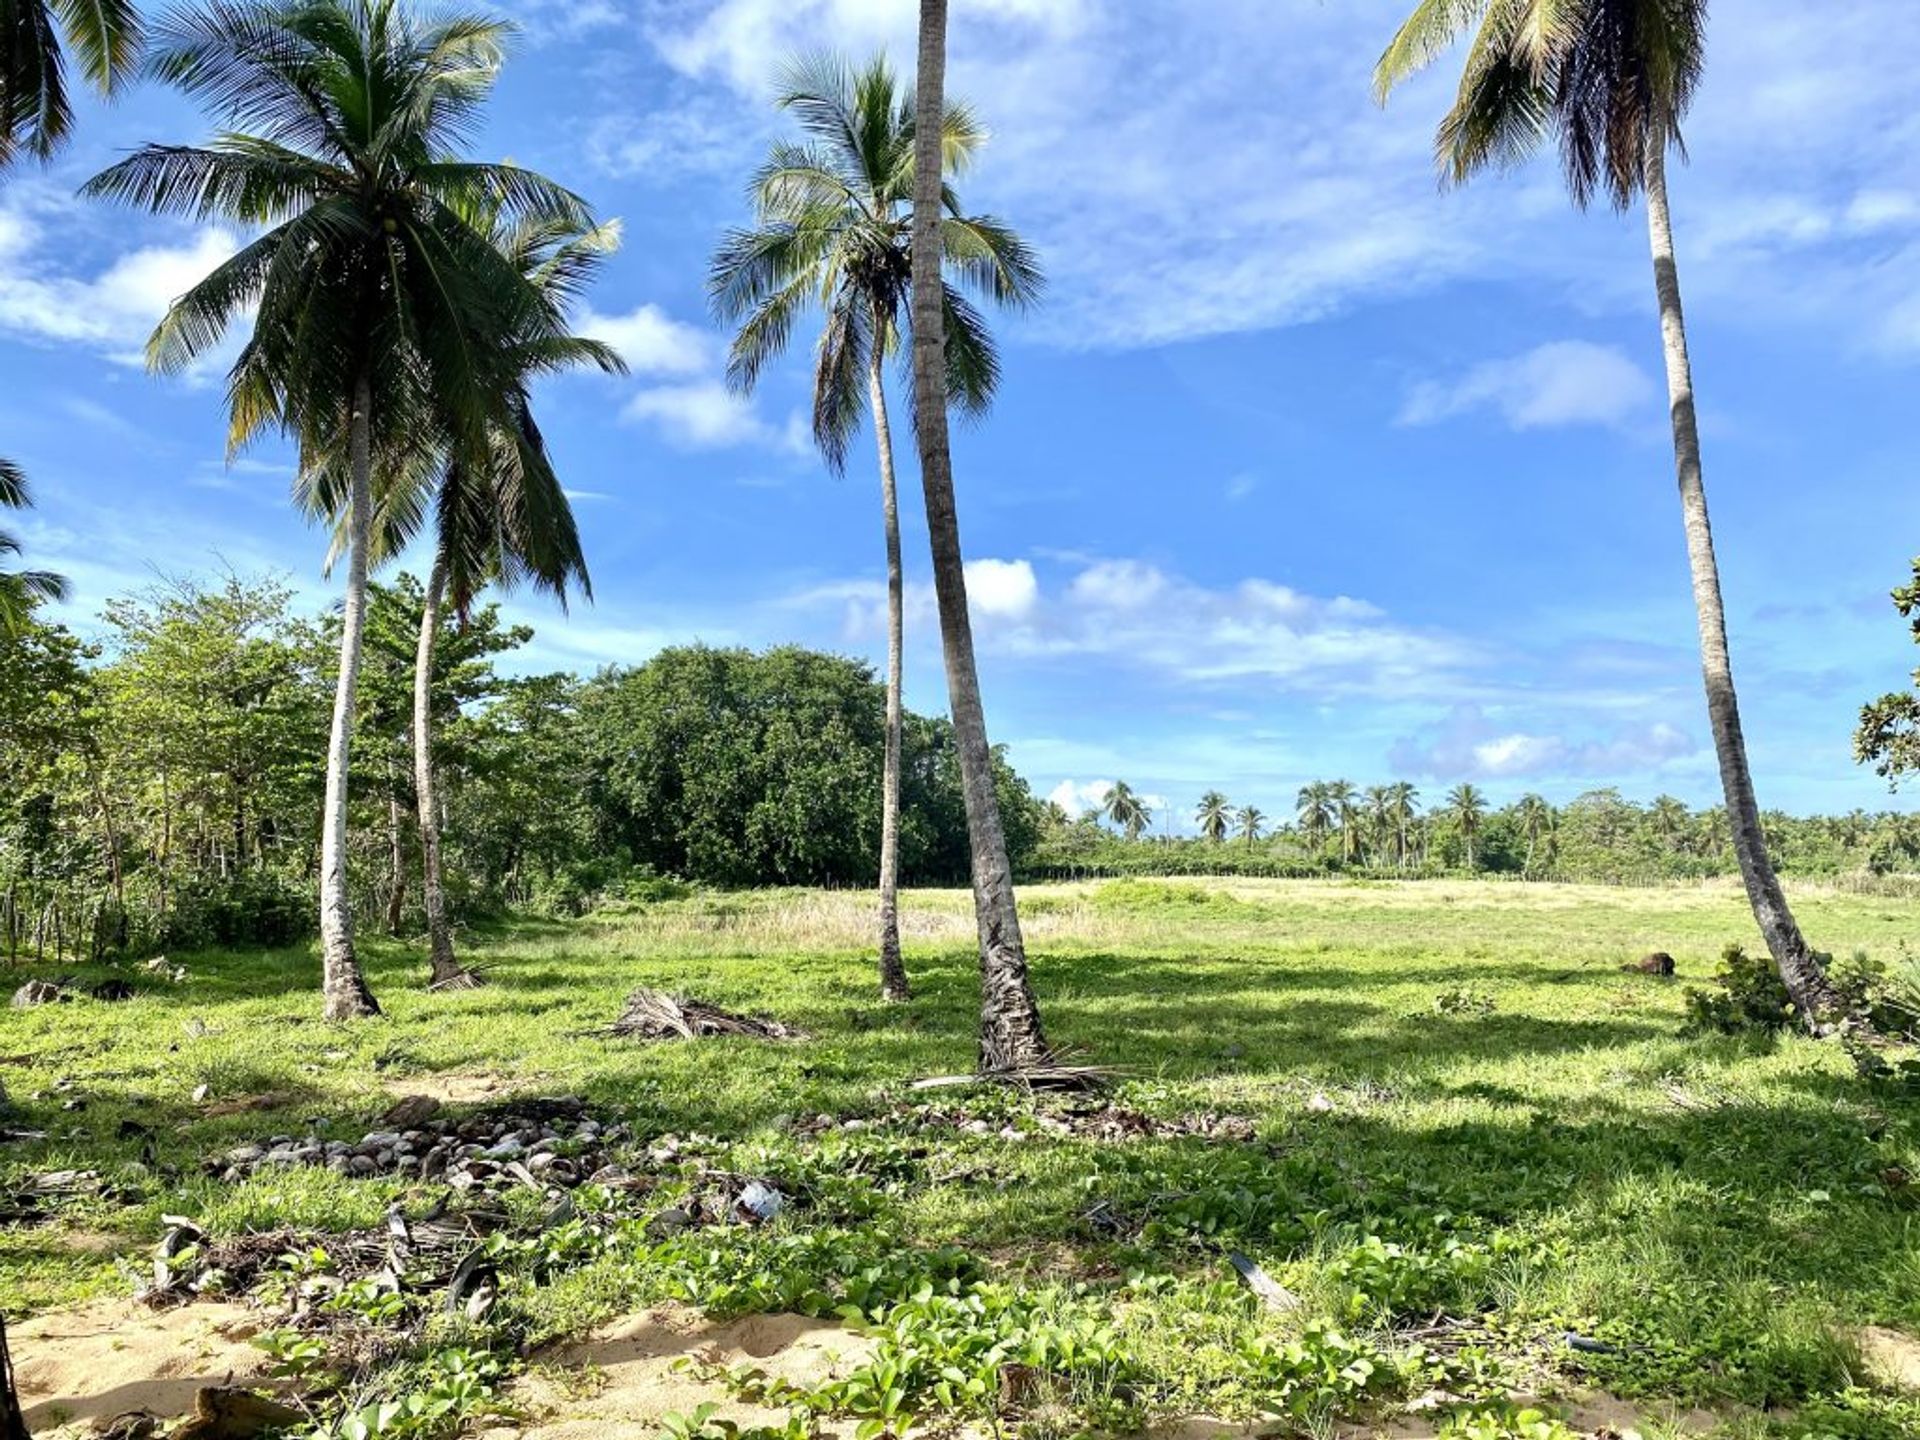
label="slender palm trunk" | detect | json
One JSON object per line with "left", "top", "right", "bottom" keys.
{"left": 414, "top": 557, "right": 476, "bottom": 990}
{"left": 912, "top": 0, "right": 1049, "bottom": 1071}
{"left": 869, "top": 333, "right": 910, "bottom": 1003}
{"left": 1644, "top": 138, "right": 1838, "bottom": 1026}
{"left": 1, "top": 1313, "right": 28, "bottom": 1440}
{"left": 318, "top": 373, "right": 381, "bottom": 1022}
{"left": 384, "top": 783, "right": 406, "bottom": 936}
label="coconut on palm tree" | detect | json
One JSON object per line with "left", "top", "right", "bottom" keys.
{"left": 0, "top": 465, "right": 66, "bottom": 636}
{"left": 1374, "top": 0, "right": 1840, "bottom": 1025}
{"left": 1195, "top": 790, "right": 1232, "bottom": 843}
{"left": 303, "top": 206, "right": 622, "bottom": 991}
{"left": 910, "top": 0, "right": 1049, "bottom": 1071}
{"left": 87, "top": 0, "right": 595, "bottom": 1021}
{"left": 710, "top": 51, "right": 1040, "bottom": 1004}
{"left": 1446, "top": 782, "right": 1487, "bottom": 871}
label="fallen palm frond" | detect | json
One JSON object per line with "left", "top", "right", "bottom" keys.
{"left": 600, "top": 988, "right": 808, "bottom": 1042}
{"left": 909, "top": 1061, "right": 1117, "bottom": 1093}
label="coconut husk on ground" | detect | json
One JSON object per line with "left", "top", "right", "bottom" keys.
{"left": 602, "top": 989, "right": 807, "bottom": 1042}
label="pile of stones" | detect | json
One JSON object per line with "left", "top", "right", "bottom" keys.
{"left": 208, "top": 1097, "right": 632, "bottom": 1193}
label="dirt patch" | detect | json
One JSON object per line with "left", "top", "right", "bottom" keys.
{"left": 511, "top": 1306, "right": 877, "bottom": 1440}
{"left": 1859, "top": 1326, "right": 1920, "bottom": 1391}
{"left": 12, "top": 1299, "right": 269, "bottom": 1433}
{"left": 379, "top": 1071, "right": 528, "bottom": 1104}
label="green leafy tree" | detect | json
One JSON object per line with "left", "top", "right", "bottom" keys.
{"left": 0, "top": 465, "right": 67, "bottom": 636}
{"left": 1856, "top": 561, "right": 1920, "bottom": 787}
{"left": 86, "top": 0, "right": 594, "bottom": 1020}
{"left": 1374, "top": 0, "right": 1839, "bottom": 1025}
{"left": 908, "top": 0, "right": 1049, "bottom": 1072}
{"left": 1102, "top": 780, "right": 1152, "bottom": 841}
{"left": 1195, "top": 790, "right": 1232, "bottom": 844}
{"left": 711, "top": 51, "right": 1040, "bottom": 1003}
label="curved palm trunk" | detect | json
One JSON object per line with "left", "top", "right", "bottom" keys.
{"left": 869, "top": 335, "right": 911, "bottom": 1003}
{"left": 1644, "top": 138, "right": 1838, "bottom": 1027}
{"left": 913, "top": 0, "right": 1049, "bottom": 1072}
{"left": 413, "top": 558, "right": 477, "bottom": 990}
{"left": 318, "top": 373, "right": 381, "bottom": 1021}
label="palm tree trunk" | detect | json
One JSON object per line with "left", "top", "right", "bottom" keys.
{"left": 1644, "top": 137, "right": 1838, "bottom": 1027}
{"left": 414, "top": 557, "right": 476, "bottom": 990}
{"left": 318, "top": 372, "right": 381, "bottom": 1022}
{"left": 869, "top": 330, "right": 910, "bottom": 1003}
{"left": 1, "top": 1313, "right": 29, "bottom": 1440}
{"left": 384, "top": 783, "right": 406, "bottom": 937}
{"left": 912, "top": 0, "right": 1049, "bottom": 1072}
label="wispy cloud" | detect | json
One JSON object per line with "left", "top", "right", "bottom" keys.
{"left": 1389, "top": 703, "right": 1699, "bottom": 782}
{"left": 1399, "top": 341, "right": 1657, "bottom": 430}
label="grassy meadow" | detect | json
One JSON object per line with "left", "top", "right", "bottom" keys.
{"left": 5, "top": 877, "right": 1920, "bottom": 1439}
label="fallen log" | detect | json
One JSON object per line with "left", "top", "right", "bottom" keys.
{"left": 601, "top": 988, "right": 807, "bottom": 1042}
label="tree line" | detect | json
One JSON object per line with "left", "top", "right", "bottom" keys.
{"left": 0, "top": 575, "right": 1045, "bottom": 968}
{"left": 1037, "top": 780, "right": 1920, "bottom": 886}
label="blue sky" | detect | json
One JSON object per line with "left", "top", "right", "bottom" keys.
{"left": 5, "top": 0, "right": 1919, "bottom": 828}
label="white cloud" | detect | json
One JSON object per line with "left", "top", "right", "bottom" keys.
{"left": 1047, "top": 778, "right": 1112, "bottom": 815}
{"left": 1390, "top": 705, "right": 1698, "bottom": 780}
{"left": 1400, "top": 341, "right": 1657, "bottom": 430}
{"left": 581, "top": 303, "right": 715, "bottom": 376}
{"left": 793, "top": 554, "right": 1480, "bottom": 699}
{"left": 623, "top": 380, "right": 805, "bottom": 453}
{"left": 967, "top": 557, "right": 1038, "bottom": 618}
{"left": 0, "top": 222, "right": 239, "bottom": 362}
{"left": 627, "top": 0, "right": 1920, "bottom": 357}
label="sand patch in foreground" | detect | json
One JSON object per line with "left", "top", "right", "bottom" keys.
{"left": 13, "top": 1300, "right": 267, "bottom": 1434}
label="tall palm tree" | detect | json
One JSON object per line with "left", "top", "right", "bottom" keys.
{"left": 304, "top": 206, "right": 621, "bottom": 991}
{"left": 1387, "top": 781, "right": 1420, "bottom": 869}
{"left": 1364, "top": 784, "right": 1395, "bottom": 867}
{"left": 1649, "top": 794, "right": 1690, "bottom": 853}
{"left": 1236, "top": 805, "right": 1266, "bottom": 847}
{"left": 1295, "top": 781, "right": 1334, "bottom": 853}
{"left": 1195, "top": 790, "right": 1232, "bottom": 843}
{"left": 0, "top": 464, "right": 67, "bottom": 636}
{"left": 911, "top": 0, "right": 1049, "bottom": 1071}
{"left": 711, "top": 51, "right": 1040, "bottom": 1005}
{"left": 1515, "top": 792, "right": 1553, "bottom": 874}
{"left": 1374, "top": 0, "right": 1840, "bottom": 1024}
{"left": 1446, "top": 782, "right": 1487, "bottom": 871}
{"left": 1102, "top": 780, "right": 1152, "bottom": 842}
{"left": 87, "top": 0, "right": 592, "bottom": 1021}
{"left": 1327, "top": 779, "right": 1362, "bottom": 863}
{"left": 1, "top": 0, "right": 142, "bottom": 166}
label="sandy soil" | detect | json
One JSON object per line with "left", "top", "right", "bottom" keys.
{"left": 500, "top": 1307, "right": 881, "bottom": 1440}
{"left": 13, "top": 1300, "right": 268, "bottom": 1435}
{"left": 379, "top": 1071, "right": 534, "bottom": 1104}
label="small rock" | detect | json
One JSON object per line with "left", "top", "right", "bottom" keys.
{"left": 1305, "top": 1092, "right": 1335, "bottom": 1114}
{"left": 347, "top": 1155, "right": 378, "bottom": 1176}
{"left": 379, "top": 1095, "right": 442, "bottom": 1129}
{"left": 191, "top": 1084, "right": 211, "bottom": 1104}
{"left": 225, "top": 1145, "right": 265, "bottom": 1165}
{"left": 11, "top": 980, "right": 65, "bottom": 1008}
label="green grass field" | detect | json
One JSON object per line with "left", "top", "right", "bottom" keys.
{"left": 5, "top": 878, "right": 1919, "bottom": 1439}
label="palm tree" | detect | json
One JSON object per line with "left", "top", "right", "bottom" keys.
{"left": 87, "top": 0, "right": 592, "bottom": 1021}
{"left": 1649, "top": 794, "right": 1690, "bottom": 853}
{"left": 1295, "top": 782, "right": 1334, "bottom": 853}
{"left": 1, "top": 0, "right": 142, "bottom": 166}
{"left": 1446, "top": 782, "right": 1488, "bottom": 871}
{"left": 0, "top": 464, "right": 67, "bottom": 636}
{"left": 1236, "top": 805, "right": 1266, "bottom": 847}
{"left": 1374, "top": 0, "right": 1839, "bottom": 1023}
{"left": 1387, "top": 781, "right": 1420, "bottom": 869}
{"left": 1327, "top": 779, "right": 1362, "bottom": 863}
{"left": 1195, "top": 790, "right": 1232, "bottom": 843}
{"left": 910, "top": 0, "right": 1049, "bottom": 1071}
{"left": 1102, "top": 780, "right": 1152, "bottom": 842}
{"left": 1364, "top": 784, "right": 1395, "bottom": 867}
{"left": 303, "top": 206, "right": 621, "bottom": 991}
{"left": 711, "top": 51, "right": 1040, "bottom": 1005}
{"left": 1515, "top": 792, "right": 1553, "bottom": 874}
